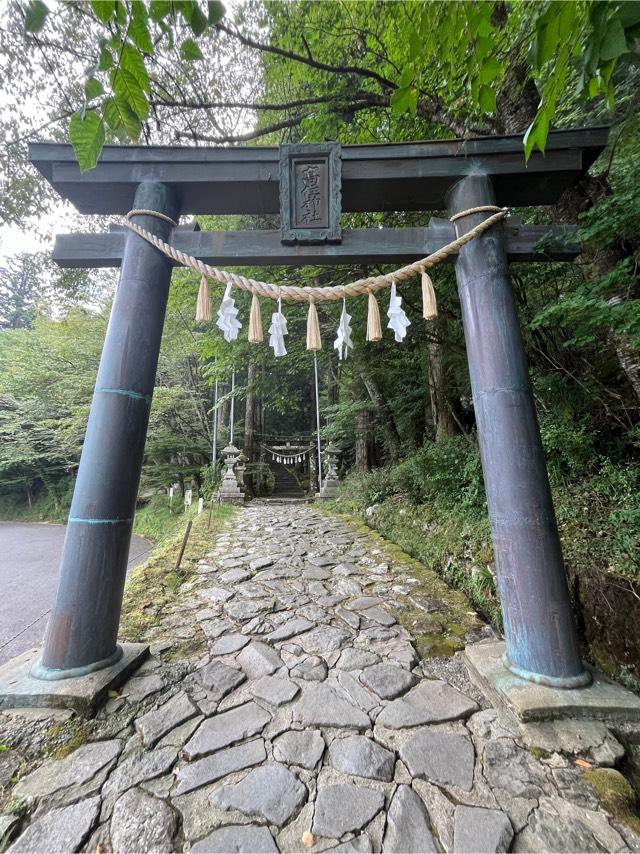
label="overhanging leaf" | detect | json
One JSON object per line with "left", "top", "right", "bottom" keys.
{"left": 104, "top": 95, "right": 142, "bottom": 140}
{"left": 120, "top": 43, "right": 151, "bottom": 93}
{"left": 390, "top": 86, "right": 417, "bottom": 116}
{"left": 98, "top": 46, "right": 113, "bottom": 71}
{"left": 180, "top": 38, "right": 204, "bottom": 61}
{"left": 618, "top": 1, "right": 640, "bottom": 28}
{"left": 189, "top": 3, "right": 208, "bottom": 35}
{"left": 24, "top": 0, "right": 49, "bottom": 33}
{"left": 112, "top": 67, "right": 149, "bottom": 120}
{"left": 408, "top": 28, "right": 421, "bottom": 61}
{"left": 479, "top": 57, "right": 501, "bottom": 84}
{"left": 90, "top": 0, "right": 115, "bottom": 24}
{"left": 208, "top": 0, "right": 225, "bottom": 24}
{"left": 130, "top": 3, "right": 153, "bottom": 54}
{"left": 69, "top": 111, "right": 105, "bottom": 172}
{"left": 150, "top": 0, "right": 172, "bottom": 22}
{"left": 523, "top": 109, "right": 549, "bottom": 161}
{"left": 599, "top": 18, "right": 628, "bottom": 61}
{"left": 399, "top": 66, "right": 413, "bottom": 87}
{"left": 84, "top": 77, "right": 104, "bottom": 101}
{"left": 478, "top": 84, "right": 496, "bottom": 113}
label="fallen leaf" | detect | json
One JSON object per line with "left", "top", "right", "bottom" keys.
{"left": 575, "top": 758, "right": 593, "bottom": 769}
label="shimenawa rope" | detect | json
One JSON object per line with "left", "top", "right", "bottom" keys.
{"left": 123, "top": 205, "right": 507, "bottom": 303}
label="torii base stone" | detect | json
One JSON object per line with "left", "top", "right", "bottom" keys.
{"left": 465, "top": 641, "right": 640, "bottom": 723}
{"left": 0, "top": 643, "right": 148, "bottom": 716}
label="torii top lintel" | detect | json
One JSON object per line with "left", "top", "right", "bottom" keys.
{"left": 29, "top": 127, "right": 608, "bottom": 217}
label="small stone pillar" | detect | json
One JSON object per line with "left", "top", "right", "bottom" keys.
{"left": 318, "top": 443, "right": 341, "bottom": 500}
{"left": 218, "top": 443, "right": 244, "bottom": 505}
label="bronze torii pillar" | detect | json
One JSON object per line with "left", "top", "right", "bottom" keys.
{"left": 32, "top": 182, "right": 180, "bottom": 678}
{"left": 447, "top": 175, "right": 589, "bottom": 688}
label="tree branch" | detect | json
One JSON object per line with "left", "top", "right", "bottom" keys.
{"left": 152, "top": 94, "right": 357, "bottom": 111}
{"left": 215, "top": 21, "right": 396, "bottom": 91}
{"left": 174, "top": 114, "right": 308, "bottom": 144}
{"left": 172, "top": 97, "right": 387, "bottom": 144}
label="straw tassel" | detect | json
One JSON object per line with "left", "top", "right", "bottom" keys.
{"left": 306, "top": 299, "right": 322, "bottom": 351}
{"left": 248, "top": 293, "right": 263, "bottom": 343}
{"left": 421, "top": 269, "right": 438, "bottom": 320}
{"left": 195, "top": 275, "right": 211, "bottom": 322}
{"left": 366, "top": 290, "right": 382, "bottom": 341}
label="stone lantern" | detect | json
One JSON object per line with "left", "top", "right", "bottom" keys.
{"left": 218, "top": 443, "right": 244, "bottom": 504}
{"left": 318, "top": 442, "right": 341, "bottom": 500}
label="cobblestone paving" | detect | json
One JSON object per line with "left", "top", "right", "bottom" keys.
{"left": 4, "top": 504, "right": 640, "bottom": 853}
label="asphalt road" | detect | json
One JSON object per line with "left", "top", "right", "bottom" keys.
{"left": 0, "top": 522, "right": 152, "bottom": 665}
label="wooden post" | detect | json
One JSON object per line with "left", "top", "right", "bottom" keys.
{"left": 446, "top": 174, "right": 589, "bottom": 688}
{"left": 34, "top": 182, "right": 180, "bottom": 679}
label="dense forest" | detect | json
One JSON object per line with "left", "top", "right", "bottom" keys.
{"left": 0, "top": 0, "right": 639, "bottom": 684}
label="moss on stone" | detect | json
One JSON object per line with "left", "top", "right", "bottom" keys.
{"left": 416, "top": 633, "right": 465, "bottom": 659}
{"left": 583, "top": 768, "right": 640, "bottom": 835}
{"left": 44, "top": 718, "right": 93, "bottom": 761}
{"left": 529, "top": 746, "right": 552, "bottom": 761}
{"left": 321, "top": 507, "right": 485, "bottom": 661}
{"left": 589, "top": 641, "right": 619, "bottom": 681}
{"left": 162, "top": 636, "right": 207, "bottom": 663}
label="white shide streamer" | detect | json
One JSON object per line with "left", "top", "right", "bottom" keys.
{"left": 216, "top": 283, "right": 242, "bottom": 342}
{"left": 387, "top": 281, "right": 411, "bottom": 343}
{"left": 334, "top": 298, "right": 354, "bottom": 360}
{"left": 269, "top": 298, "right": 288, "bottom": 357}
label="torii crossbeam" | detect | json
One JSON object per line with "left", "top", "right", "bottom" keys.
{"left": 4, "top": 126, "right": 627, "bottom": 716}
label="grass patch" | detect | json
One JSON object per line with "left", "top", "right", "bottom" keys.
{"left": 132, "top": 494, "right": 195, "bottom": 541}
{"left": 44, "top": 719, "right": 93, "bottom": 761}
{"left": 0, "top": 489, "right": 71, "bottom": 525}
{"left": 120, "top": 503, "right": 236, "bottom": 644}
{"left": 319, "top": 506, "right": 483, "bottom": 658}
{"left": 327, "top": 493, "right": 501, "bottom": 632}
{"left": 0, "top": 487, "right": 201, "bottom": 544}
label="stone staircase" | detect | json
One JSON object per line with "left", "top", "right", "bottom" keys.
{"left": 267, "top": 460, "right": 306, "bottom": 500}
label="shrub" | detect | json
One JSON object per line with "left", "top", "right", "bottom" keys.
{"left": 245, "top": 463, "right": 275, "bottom": 497}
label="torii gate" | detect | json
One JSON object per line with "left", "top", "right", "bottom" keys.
{"left": 5, "top": 127, "right": 623, "bottom": 713}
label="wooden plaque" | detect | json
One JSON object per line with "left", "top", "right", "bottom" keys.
{"left": 280, "top": 143, "right": 342, "bottom": 244}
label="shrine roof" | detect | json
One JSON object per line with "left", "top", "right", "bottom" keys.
{"left": 29, "top": 126, "right": 608, "bottom": 216}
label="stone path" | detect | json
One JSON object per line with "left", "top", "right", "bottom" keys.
{"left": 2, "top": 504, "right": 639, "bottom": 853}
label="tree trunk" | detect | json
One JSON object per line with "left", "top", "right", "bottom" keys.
{"left": 218, "top": 382, "right": 229, "bottom": 447}
{"left": 244, "top": 359, "right": 260, "bottom": 461}
{"left": 327, "top": 354, "right": 339, "bottom": 406}
{"left": 610, "top": 323, "right": 640, "bottom": 400}
{"left": 355, "top": 409, "right": 373, "bottom": 472}
{"left": 360, "top": 371, "right": 401, "bottom": 463}
{"left": 427, "top": 337, "right": 458, "bottom": 442}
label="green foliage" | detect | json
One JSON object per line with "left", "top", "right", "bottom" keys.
{"left": 244, "top": 462, "right": 275, "bottom": 497}
{"left": 0, "top": 308, "right": 105, "bottom": 499}
{"left": 23, "top": 0, "right": 49, "bottom": 33}
{"left": 352, "top": 436, "right": 485, "bottom": 512}
{"left": 384, "top": 0, "right": 640, "bottom": 158}
{"left": 200, "top": 461, "right": 223, "bottom": 499}
{"left": 132, "top": 494, "right": 192, "bottom": 541}
{"left": 19, "top": 0, "right": 227, "bottom": 168}
{"left": 19, "top": 0, "right": 640, "bottom": 164}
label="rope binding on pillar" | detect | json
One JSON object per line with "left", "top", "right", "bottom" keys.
{"left": 124, "top": 205, "right": 507, "bottom": 351}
